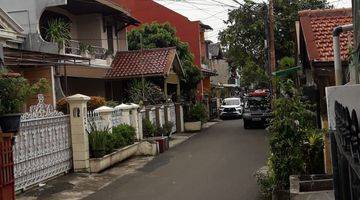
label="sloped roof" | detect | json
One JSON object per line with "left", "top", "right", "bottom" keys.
{"left": 299, "top": 8, "right": 352, "bottom": 63}
{"left": 106, "top": 47, "right": 183, "bottom": 79}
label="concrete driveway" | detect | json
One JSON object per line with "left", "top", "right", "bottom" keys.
{"left": 84, "top": 119, "right": 269, "bottom": 200}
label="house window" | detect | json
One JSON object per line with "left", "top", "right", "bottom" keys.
{"left": 107, "top": 26, "right": 114, "bottom": 53}
{"left": 39, "top": 10, "right": 71, "bottom": 42}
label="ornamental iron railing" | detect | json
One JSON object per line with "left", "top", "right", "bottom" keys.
{"left": 13, "top": 94, "right": 72, "bottom": 191}
{"left": 331, "top": 101, "right": 360, "bottom": 199}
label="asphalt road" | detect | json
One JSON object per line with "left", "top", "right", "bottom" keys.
{"left": 84, "top": 119, "right": 268, "bottom": 200}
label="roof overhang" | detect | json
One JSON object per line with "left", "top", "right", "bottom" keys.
{"left": 201, "top": 67, "right": 218, "bottom": 77}
{"left": 59, "top": 0, "right": 140, "bottom": 26}
{"left": 200, "top": 22, "right": 213, "bottom": 31}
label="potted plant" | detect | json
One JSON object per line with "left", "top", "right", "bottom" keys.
{"left": 45, "top": 18, "right": 71, "bottom": 54}
{"left": 79, "top": 43, "right": 90, "bottom": 58}
{"left": 0, "top": 70, "right": 48, "bottom": 133}
{"left": 184, "top": 103, "right": 208, "bottom": 132}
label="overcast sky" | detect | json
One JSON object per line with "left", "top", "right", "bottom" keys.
{"left": 154, "top": 0, "right": 352, "bottom": 42}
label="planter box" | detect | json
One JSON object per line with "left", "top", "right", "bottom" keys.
{"left": 136, "top": 141, "right": 159, "bottom": 156}
{"left": 184, "top": 121, "right": 202, "bottom": 132}
{"left": 89, "top": 142, "right": 139, "bottom": 173}
{"left": 146, "top": 137, "right": 169, "bottom": 153}
{"left": 290, "top": 175, "right": 334, "bottom": 200}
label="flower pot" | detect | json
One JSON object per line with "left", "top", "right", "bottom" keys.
{"left": 184, "top": 121, "right": 202, "bottom": 132}
{"left": 0, "top": 113, "right": 22, "bottom": 133}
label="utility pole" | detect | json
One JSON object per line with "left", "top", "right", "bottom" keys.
{"left": 268, "top": 0, "right": 276, "bottom": 74}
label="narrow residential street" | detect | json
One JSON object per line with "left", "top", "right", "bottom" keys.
{"left": 84, "top": 119, "right": 268, "bottom": 200}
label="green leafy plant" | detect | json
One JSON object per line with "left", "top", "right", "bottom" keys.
{"left": 254, "top": 165, "right": 276, "bottom": 200}
{"left": 142, "top": 118, "right": 157, "bottom": 138}
{"left": 128, "top": 79, "right": 166, "bottom": 105}
{"left": 106, "top": 100, "right": 119, "bottom": 108}
{"left": 88, "top": 130, "right": 114, "bottom": 158}
{"left": 112, "top": 124, "right": 136, "bottom": 147}
{"left": 0, "top": 74, "right": 49, "bottom": 115}
{"left": 186, "top": 103, "right": 208, "bottom": 123}
{"left": 45, "top": 18, "right": 71, "bottom": 51}
{"left": 268, "top": 79, "right": 323, "bottom": 191}
{"left": 156, "top": 122, "right": 174, "bottom": 137}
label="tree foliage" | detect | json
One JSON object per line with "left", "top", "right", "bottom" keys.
{"left": 240, "top": 59, "right": 270, "bottom": 88}
{"left": 220, "top": 0, "right": 330, "bottom": 87}
{"left": 268, "top": 79, "right": 324, "bottom": 191}
{"left": 128, "top": 23, "right": 202, "bottom": 100}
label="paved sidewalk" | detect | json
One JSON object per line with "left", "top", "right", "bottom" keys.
{"left": 16, "top": 122, "right": 219, "bottom": 200}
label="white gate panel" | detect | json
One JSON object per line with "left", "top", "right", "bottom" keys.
{"left": 13, "top": 94, "right": 72, "bottom": 191}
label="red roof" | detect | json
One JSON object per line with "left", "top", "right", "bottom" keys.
{"left": 106, "top": 47, "right": 179, "bottom": 79}
{"left": 299, "top": 8, "right": 353, "bottom": 62}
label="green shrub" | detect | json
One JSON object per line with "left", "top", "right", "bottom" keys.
{"left": 186, "top": 103, "right": 208, "bottom": 123}
{"left": 89, "top": 131, "right": 114, "bottom": 158}
{"left": 0, "top": 74, "right": 49, "bottom": 115}
{"left": 111, "top": 131, "right": 125, "bottom": 149}
{"left": 268, "top": 79, "right": 324, "bottom": 191}
{"left": 143, "top": 118, "right": 156, "bottom": 138}
{"left": 112, "top": 124, "right": 136, "bottom": 146}
{"left": 106, "top": 100, "right": 119, "bottom": 108}
{"left": 254, "top": 166, "right": 276, "bottom": 200}
{"left": 156, "top": 122, "right": 174, "bottom": 137}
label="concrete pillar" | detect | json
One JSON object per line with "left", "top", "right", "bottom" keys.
{"left": 115, "top": 104, "right": 131, "bottom": 125}
{"left": 159, "top": 106, "right": 165, "bottom": 126}
{"left": 180, "top": 105, "right": 184, "bottom": 132}
{"left": 130, "top": 103, "right": 141, "bottom": 140}
{"left": 155, "top": 105, "right": 161, "bottom": 127}
{"left": 164, "top": 104, "right": 170, "bottom": 123}
{"left": 175, "top": 103, "right": 181, "bottom": 133}
{"left": 138, "top": 111, "right": 143, "bottom": 140}
{"left": 94, "top": 106, "right": 114, "bottom": 132}
{"left": 67, "top": 94, "right": 91, "bottom": 172}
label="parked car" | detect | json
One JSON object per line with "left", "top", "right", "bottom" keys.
{"left": 242, "top": 90, "right": 271, "bottom": 129}
{"left": 219, "top": 97, "right": 243, "bottom": 119}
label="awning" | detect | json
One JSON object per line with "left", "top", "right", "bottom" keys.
{"left": 272, "top": 66, "right": 302, "bottom": 77}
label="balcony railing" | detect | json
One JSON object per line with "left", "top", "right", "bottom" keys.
{"left": 65, "top": 40, "right": 108, "bottom": 60}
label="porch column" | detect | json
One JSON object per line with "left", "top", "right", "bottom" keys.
{"left": 176, "top": 83, "right": 181, "bottom": 102}
{"left": 67, "top": 94, "right": 91, "bottom": 172}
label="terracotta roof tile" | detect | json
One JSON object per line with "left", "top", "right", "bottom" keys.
{"left": 106, "top": 47, "right": 177, "bottom": 78}
{"left": 299, "top": 8, "right": 352, "bottom": 62}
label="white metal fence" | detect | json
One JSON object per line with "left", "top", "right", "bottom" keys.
{"left": 13, "top": 95, "right": 72, "bottom": 191}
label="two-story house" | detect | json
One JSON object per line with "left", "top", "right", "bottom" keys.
{"left": 111, "top": 0, "right": 217, "bottom": 101}
{"left": 0, "top": 0, "right": 139, "bottom": 105}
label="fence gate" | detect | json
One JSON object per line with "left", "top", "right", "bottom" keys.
{"left": 13, "top": 95, "right": 72, "bottom": 191}
{"left": 332, "top": 101, "right": 360, "bottom": 199}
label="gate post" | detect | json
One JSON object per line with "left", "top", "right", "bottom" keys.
{"left": 94, "top": 106, "right": 114, "bottom": 132}
{"left": 175, "top": 103, "right": 182, "bottom": 133}
{"left": 67, "top": 94, "right": 91, "bottom": 172}
{"left": 129, "top": 104, "right": 141, "bottom": 140}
